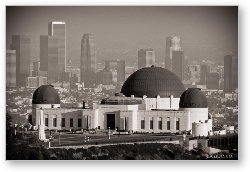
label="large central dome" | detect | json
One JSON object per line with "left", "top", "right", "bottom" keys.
{"left": 121, "top": 66, "right": 185, "bottom": 98}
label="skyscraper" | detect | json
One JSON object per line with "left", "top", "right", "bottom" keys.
{"left": 48, "top": 21, "right": 66, "bottom": 74}
{"left": 165, "top": 36, "right": 181, "bottom": 71}
{"left": 6, "top": 50, "right": 16, "bottom": 87}
{"left": 40, "top": 21, "right": 66, "bottom": 83}
{"left": 11, "top": 35, "right": 31, "bottom": 87}
{"left": 138, "top": 49, "right": 156, "bottom": 69}
{"left": 224, "top": 55, "right": 238, "bottom": 93}
{"left": 172, "top": 50, "right": 184, "bottom": 81}
{"left": 117, "top": 60, "right": 125, "bottom": 83}
{"left": 200, "top": 64, "right": 209, "bottom": 85}
{"left": 80, "top": 34, "right": 97, "bottom": 87}
{"left": 40, "top": 35, "right": 59, "bottom": 83}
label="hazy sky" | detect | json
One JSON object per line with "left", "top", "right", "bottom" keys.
{"left": 6, "top": 6, "right": 238, "bottom": 64}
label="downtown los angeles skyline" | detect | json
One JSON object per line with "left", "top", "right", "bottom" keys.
{"left": 6, "top": 6, "right": 238, "bottom": 64}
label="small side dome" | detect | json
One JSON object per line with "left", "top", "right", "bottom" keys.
{"left": 179, "top": 88, "right": 207, "bottom": 108}
{"left": 32, "top": 85, "right": 60, "bottom": 104}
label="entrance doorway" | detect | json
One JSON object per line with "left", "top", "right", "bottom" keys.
{"left": 107, "top": 114, "right": 115, "bottom": 129}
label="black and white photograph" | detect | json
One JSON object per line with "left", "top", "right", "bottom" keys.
{"left": 5, "top": 5, "right": 238, "bottom": 160}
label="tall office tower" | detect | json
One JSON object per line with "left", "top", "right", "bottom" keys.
{"left": 224, "top": 55, "right": 238, "bottom": 93}
{"left": 184, "top": 56, "right": 189, "bottom": 81}
{"left": 200, "top": 64, "right": 209, "bottom": 85}
{"left": 232, "top": 57, "right": 238, "bottom": 90}
{"left": 172, "top": 50, "right": 184, "bottom": 81}
{"left": 40, "top": 21, "right": 66, "bottom": 83}
{"left": 117, "top": 60, "right": 125, "bottom": 83}
{"left": 206, "top": 72, "right": 219, "bottom": 90}
{"left": 6, "top": 50, "right": 16, "bottom": 87}
{"left": 80, "top": 33, "right": 97, "bottom": 87}
{"left": 165, "top": 36, "right": 181, "bottom": 71}
{"left": 138, "top": 49, "right": 156, "bottom": 69}
{"left": 48, "top": 21, "right": 66, "bottom": 75}
{"left": 11, "top": 35, "right": 31, "bottom": 87}
{"left": 40, "top": 35, "right": 59, "bottom": 83}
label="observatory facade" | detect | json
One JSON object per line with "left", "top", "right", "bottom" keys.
{"left": 32, "top": 66, "right": 212, "bottom": 137}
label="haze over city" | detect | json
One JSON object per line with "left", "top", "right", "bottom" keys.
{"left": 6, "top": 6, "right": 238, "bottom": 64}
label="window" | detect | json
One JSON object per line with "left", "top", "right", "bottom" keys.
{"left": 158, "top": 117, "right": 162, "bottom": 130}
{"left": 176, "top": 118, "right": 180, "bottom": 130}
{"left": 78, "top": 118, "right": 82, "bottom": 128}
{"left": 141, "top": 119, "right": 145, "bottom": 129}
{"left": 167, "top": 117, "right": 170, "bottom": 130}
{"left": 53, "top": 118, "right": 57, "bottom": 127}
{"left": 70, "top": 118, "right": 73, "bottom": 127}
{"left": 61, "top": 118, "right": 65, "bottom": 127}
{"left": 45, "top": 118, "right": 48, "bottom": 127}
{"left": 150, "top": 118, "right": 153, "bottom": 130}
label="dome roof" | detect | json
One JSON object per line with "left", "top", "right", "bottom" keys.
{"left": 32, "top": 85, "right": 60, "bottom": 104}
{"left": 179, "top": 88, "right": 207, "bottom": 108}
{"left": 121, "top": 66, "right": 185, "bottom": 98}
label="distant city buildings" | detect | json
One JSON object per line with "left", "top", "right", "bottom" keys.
{"left": 165, "top": 36, "right": 187, "bottom": 82}
{"left": 48, "top": 21, "right": 66, "bottom": 75}
{"left": 200, "top": 64, "right": 210, "bottom": 85}
{"left": 40, "top": 21, "right": 66, "bottom": 83}
{"left": 6, "top": 50, "right": 16, "bottom": 87}
{"left": 206, "top": 72, "right": 220, "bottom": 90}
{"left": 172, "top": 50, "right": 185, "bottom": 81}
{"left": 117, "top": 60, "right": 126, "bottom": 83}
{"left": 138, "top": 49, "right": 156, "bottom": 69}
{"left": 97, "top": 68, "right": 113, "bottom": 85}
{"left": 32, "top": 61, "right": 40, "bottom": 77}
{"left": 11, "top": 35, "right": 31, "bottom": 87}
{"left": 80, "top": 33, "right": 97, "bottom": 87}
{"left": 101, "top": 60, "right": 126, "bottom": 84}
{"left": 224, "top": 55, "right": 238, "bottom": 93}
{"left": 26, "top": 76, "right": 47, "bottom": 88}
{"left": 188, "top": 65, "right": 200, "bottom": 83}
{"left": 66, "top": 60, "right": 80, "bottom": 81}
{"left": 165, "top": 36, "right": 181, "bottom": 71}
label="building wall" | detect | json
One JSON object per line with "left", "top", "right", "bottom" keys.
{"left": 141, "top": 97, "right": 180, "bottom": 110}
{"left": 47, "top": 36, "right": 59, "bottom": 83}
{"left": 95, "top": 104, "right": 139, "bottom": 130}
{"left": 6, "top": 50, "right": 16, "bottom": 87}
{"left": 48, "top": 21, "right": 66, "bottom": 74}
{"left": 206, "top": 72, "right": 219, "bottom": 89}
{"left": 135, "top": 111, "right": 190, "bottom": 133}
{"left": 33, "top": 103, "right": 210, "bottom": 134}
{"left": 172, "top": 50, "right": 184, "bottom": 81}
{"left": 34, "top": 107, "right": 96, "bottom": 130}
{"left": 80, "top": 34, "right": 97, "bottom": 87}
{"left": 179, "top": 108, "right": 209, "bottom": 124}
{"left": 192, "top": 121, "right": 211, "bottom": 137}
{"left": 200, "top": 64, "right": 209, "bottom": 85}
{"left": 165, "top": 36, "right": 181, "bottom": 71}
{"left": 224, "top": 55, "right": 238, "bottom": 93}
{"left": 138, "top": 49, "right": 155, "bottom": 69}
{"left": 11, "top": 35, "right": 31, "bottom": 87}
{"left": 188, "top": 65, "right": 200, "bottom": 83}
{"left": 117, "top": 60, "right": 125, "bottom": 83}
